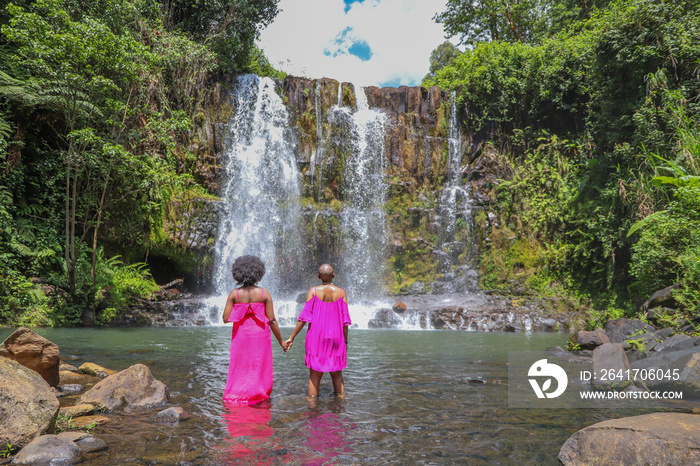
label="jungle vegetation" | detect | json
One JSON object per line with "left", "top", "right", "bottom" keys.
{"left": 0, "top": 0, "right": 282, "bottom": 326}
{"left": 0, "top": 0, "right": 698, "bottom": 329}
{"left": 427, "top": 0, "right": 700, "bottom": 328}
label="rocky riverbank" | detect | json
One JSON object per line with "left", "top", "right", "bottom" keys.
{"left": 0, "top": 328, "right": 188, "bottom": 465}
{"left": 551, "top": 314, "right": 700, "bottom": 464}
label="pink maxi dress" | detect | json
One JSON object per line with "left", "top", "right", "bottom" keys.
{"left": 223, "top": 289, "right": 273, "bottom": 404}
{"left": 298, "top": 288, "right": 352, "bottom": 372}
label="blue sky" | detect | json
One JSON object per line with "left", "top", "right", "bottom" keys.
{"left": 257, "top": 0, "right": 457, "bottom": 87}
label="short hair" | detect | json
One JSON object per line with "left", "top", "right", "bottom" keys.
{"left": 231, "top": 255, "right": 265, "bottom": 286}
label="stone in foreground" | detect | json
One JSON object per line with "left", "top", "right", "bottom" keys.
{"left": 592, "top": 343, "right": 631, "bottom": 390}
{"left": 57, "top": 432, "right": 108, "bottom": 453}
{"left": 0, "top": 358, "right": 60, "bottom": 449}
{"left": 155, "top": 406, "right": 190, "bottom": 424}
{"left": 11, "top": 435, "right": 81, "bottom": 465}
{"left": 0, "top": 327, "right": 60, "bottom": 386}
{"left": 78, "top": 362, "right": 116, "bottom": 378}
{"left": 77, "top": 363, "right": 169, "bottom": 410}
{"left": 558, "top": 412, "right": 700, "bottom": 465}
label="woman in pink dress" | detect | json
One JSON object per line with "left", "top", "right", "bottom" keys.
{"left": 222, "top": 255, "right": 288, "bottom": 404}
{"left": 287, "top": 263, "right": 351, "bottom": 399}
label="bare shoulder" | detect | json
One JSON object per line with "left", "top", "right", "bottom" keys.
{"left": 305, "top": 287, "right": 315, "bottom": 301}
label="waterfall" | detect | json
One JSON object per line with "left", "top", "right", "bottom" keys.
{"left": 208, "top": 74, "right": 303, "bottom": 324}
{"left": 321, "top": 86, "right": 390, "bottom": 327}
{"left": 309, "top": 79, "right": 324, "bottom": 198}
{"left": 436, "top": 93, "right": 476, "bottom": 291}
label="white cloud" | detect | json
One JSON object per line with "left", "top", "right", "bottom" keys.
{"left": 257, "top": 0, "right": 456, "bottom": 87}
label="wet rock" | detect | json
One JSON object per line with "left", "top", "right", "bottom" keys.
{"left": 79, "top": 362, "right": 116, "bottom": 378}
{"left": 57, "top": 432, "right": 108, "bottom": 453}
{"left": 558, "top": 413, "right": 700, "bottom": 465}
{"left": 392, "top": 302, "right": 407, "bottom": 313}
{"left": 59, "top": 363, "right": 78, "bottom": 372}
{"left": 604, "top": 318, "right": 655, "bottom": 345}
{"left": 569, "top": 328, "right": 610, "bottom": 350}
{"left": 408, "top": 281, "right": 426, "bottom": 295}
{"left": 592, "top": 343, "right": 632, "bottom": 390}
{"left": 11, "top": 435, "right": 81, "bottom": 465}
{"left": 68, "top": 415, "right": 111, "bottom": 429}
{"left": 155, "top": 407, "right": 190, "bottom": 424}
{"left": 368, "top": 309, "right": 403, "bottom": 328}
{"left": 58, "top": 384, "right": 84, "bottom": 395}
{"left": 0, "top": 358, "right": 60, "bottom": 449}
{"left": 541, "top": 318, "right": 558, "bottom": 331}
{"left": 0, "top": 327, "right": 60, "bottom": 387}
{"left": 59, "top": 403, "right": 96, "bottom": 418}
{"left": 78, "top": 363, "right": 169, "bottom": 410}
{"left": 60, "top": 370, "right": 97, "bottom": 385}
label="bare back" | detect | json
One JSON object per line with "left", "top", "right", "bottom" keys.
{"left": 306, "top": 284, "right": 346, "bottom": 303}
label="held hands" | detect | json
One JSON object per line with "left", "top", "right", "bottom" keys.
{"left": 280, "top": 339, "right": 293, "bottom": 352}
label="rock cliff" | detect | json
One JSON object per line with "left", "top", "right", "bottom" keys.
{"left": 149, "top": 74, "right": 475, "bottom": 296}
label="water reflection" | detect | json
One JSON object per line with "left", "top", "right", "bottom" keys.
{"left": 299, "top": 400, "right": 354, "bottom": 465}
{"left": 220, "top": 401, "right": 274, "bottom": 462}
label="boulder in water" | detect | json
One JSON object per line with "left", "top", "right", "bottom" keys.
{"left": 77, "top": 363, "right": 169, "bottom": 410}
{"left": 392, "top": 302, "right": 407, "bottom": 313}
{"left": 0, "top": 357, "right": 59, "bottom": 449}
{"left": 11, "top": 434, "right": 82, "bottom": 465}
{"left": 558, "top": 413, "right": 700, "bottom": 465}
{"left": 78, "top": 362, "right": 116, "bottom": 378}
{"left": 0, "top": 327, "right": 60, "bottom": 387}
{"left": 57, "top": 432, "right": 108, "bottom": 453}
{"left": 155, "top": 406, "right": 190, "bottom": 424}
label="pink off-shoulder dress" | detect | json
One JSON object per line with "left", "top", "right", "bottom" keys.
{"left": 298, "top": 288, "right": 352, "bottom": 372}
{"left": 223, "top": 289, "right": 272, "bottom": 404}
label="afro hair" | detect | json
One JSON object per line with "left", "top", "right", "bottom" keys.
{"left": 231, "top": 255, "right": 266, "bottom": 286}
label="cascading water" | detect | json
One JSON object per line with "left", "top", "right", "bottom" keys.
{"left": 207, "top": 74, "right": 303, "bottom": 324}
{"left": 196, "top": 79, "right": 475, "bottom": 329}
{"left": 328, "top": 86, "right": 392, "bottom": 327}
{"left": 436, "top": 93, "right": 476, "bottom": 292}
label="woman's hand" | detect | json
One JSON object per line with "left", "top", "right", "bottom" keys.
{"left": 285, "top": 338, "right": 294, "bottom": 351}
{"left": 280, "top": 339, "right": 291, "bottom": 352}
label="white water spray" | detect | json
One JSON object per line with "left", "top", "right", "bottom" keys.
{"left": 208, "top": 75, "right": 303, "bottom": 324}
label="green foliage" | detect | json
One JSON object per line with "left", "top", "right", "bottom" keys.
{"left": 434, "top": 0, "right": 550, "bottom": 44}
{"left": 0, "top": 442, "right": 14, "bottom": 459}
{"left": 423, "top": 41, "right": 461, "bottom": 84}
{"left": 0, "top": 0, "right": 239, "bottom": 325}
{"left": 246, "top": 44, "right": 286, "bottom": 80}
{"left": 160, "top": 0, "right": 279, "bottom": 73}
{"left": 431, "top": 0, "right": 700, "bottom": 328}
{"left": 584, "top": 307, "right": 625, "bottom": 331}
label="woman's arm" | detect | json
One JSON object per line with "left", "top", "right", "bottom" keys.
{"left": 263, "top": 288, "right": 288, "bottom": 351}
{"left": 286, "top": 320, "right": 307, "bottom": 349}
{"left": 221, "top": 290, "right": 236, "bottom": 323}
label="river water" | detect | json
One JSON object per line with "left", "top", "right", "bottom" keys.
{"left": 1, "top": 327, "right": 659, "bottom": 465}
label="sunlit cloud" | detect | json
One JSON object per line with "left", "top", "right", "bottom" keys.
{"left": 257, "top": 0, "right": 458, "bottom": 87}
